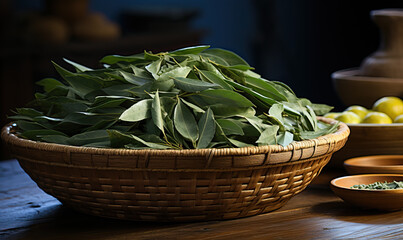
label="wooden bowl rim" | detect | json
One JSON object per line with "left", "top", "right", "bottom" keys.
{"left": 332, "top": 68, "right": 403, "bottom": 82}
{"left": 344, "top": 155, "right": 403, "bottom": 169}
{"left": 331, "top": 174, "right": 403, "bottom": 192}
{"left": 346, "top": 123, "right": 403, "bottom": 127}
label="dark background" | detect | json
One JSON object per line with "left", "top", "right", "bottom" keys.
{"left": 1, "top": 0, "right": 402, "bottom": 159}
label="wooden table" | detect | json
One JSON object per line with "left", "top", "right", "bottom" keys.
{"left": 1, "top": 159, "right": 402, "bottom": 240}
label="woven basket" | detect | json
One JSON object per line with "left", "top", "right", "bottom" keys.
{"left": 1, "top": 117, "right": 349, "bottom": 222}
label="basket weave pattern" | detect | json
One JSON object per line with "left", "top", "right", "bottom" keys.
{"left": 2, "top": 118, "right": 349, "bottom": 221}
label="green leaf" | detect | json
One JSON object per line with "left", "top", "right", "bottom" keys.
{"left": 197, "top": 108, "right": 215, "bottom": 149}
{"left": 158, "top": 66, "right": 192, "bottom": 81}
{"left": 214, "top": 64, "right": 246, "bottom": 85}
{"left": 61, "top": 112, "right": 115, "bottom": 126}
{"left": 36, "top": 78, "right": 64, "bottom": 93}
{"left": 310, "top": 103, "right": 334, "bottom": 116}
{"left": 130, "top": 65, "right": 153, "bottom": 78}
{"left": 213, "top": 119, "right": 229, "bottom": 142}
{"left": 40, "top": 135, "right": 69, "bottom": 145}
{"left": 130, "top": 138, "right": 169, "bottom": 149}
{"left": 228, "top": 65, "right": 254, "bottom": 71}
{"left": 15, "top": 108, "right": 43, "bottom": 117}
{"left": 164, "top": 114, "right": 185, "bottom": 148}
{"left": 102, "top": 84, "right": 133, "bottom": 97}
{"left": 108, "top": 129, "right": 137, "bottom": 148}
{"left": 200, "top": 53, "right": 229, "bottom": 66}
{"left": 181, "top": 98, "right": 205, "bottom": 114}
{"left": 174, "top": 99, "right": 199, "bottom": 144}
{"left": 120, "top": 71, "right": 151, "bottom": 85}
{"left": 300, "top": 122, "right": 339, "bottom": 140}
{"left": 119, "top": 99, "right": 152, "bottom": 122}
{"left": 307, "top": 105, "right": 318, "bottom": 130}
{"left": 8, "top": 115, "right": 34, "bottom": 121}
{"left": 198, "top": 89, "right": 254, "bottom": 108}
{"left": 224, "top": 79, "right": 278, "bottom": 107}
{"left": 209, "top": 104, "right": 255, "bottom": 117}
{"left": 33, "top": 116, "right": 63, "bottom": 122}
{"left": 256, "top": 125, "right": 279, "bottom": 146}
{"left": 90, "top": 96, "right": 134, "bottom": 110}
{"left": 276, "top": 131, "right": 294, "bottom": 146}
{"left": 173, "top": 77, "right": 218, "bottom": 92}
{"left": 53, "top": 62, "right": 103, "bottom": 97}
{"left": 64, "top": 58, "right": 92, "bottom": 72}
{"left": 228, "top": 138, "right": 253, "bottom": 148}
{"left": 144, "top": 51, "right": 161, "bottom": 61}
{"left": 244, "top": 116, "right": 265, "bottom": 133}
{"left": 89, "top": 107, "right": 125, "bottom": 116}
{"left": 201, "top": 62, "right": 227, "bottom": 77}
{"left": 216, "top": 119, "right": 244, "bottom": 136}
{"left": 202, "top": 48, "right": 249, "bottom": 66}
{"left": 302, "top": 110, "right": 316, "bottom": 131}
{"left": 67, "top": 130, "right": 109, "bottom": 146}
{"left": 271, "top": 81, "right": 298, "bottom": 102}
{"left": 272, "top": 81, "right": 296, "bottom": 96}
{"left": 268, "top": 104, "right": 284, "bottom": 125}
{"left": 84, "top": 141, "right": 111, "bottom": 148}
{"left": 170, "top": 45, "right": 210, "bottom": 55}
{"left": 20, "top": 129, "right": 67, "bottom": 141}
{"left": 85, "top": 119, "right": 116, "bottom": 131}
{"left": 16, "top": 120, "right": 46, "bottom": 131}
{"left": 145, "top": 58, "right": 163, "bottom": 79}
{"left": 100, "top": 54, "right": 145, "bottom": 65}
{"left": 160, "top": 97, "right": 177, "bottom": 116}
{"left": 198, "top": 70, "right": 233, "bottom": 90}
{"left": 108, "top": 130, "right": 168, "bottom": 149}
{"left": 35, "top": 97, "right": 89, "bottom": 118}
{"left": 46, "top": 85, "right": 70, "bottom": 97}
{"left": 245, "top": 76, "right": 287, "bottom": 101}
{"left": 151, "top": 91, "right": 165, "bottom": 134}
{"left": 151, "top": 79, "right": 175, "bottom": 91}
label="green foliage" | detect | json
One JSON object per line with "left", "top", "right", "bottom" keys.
{"left": 10, "top": 45, "right": 336, "bottom": 149}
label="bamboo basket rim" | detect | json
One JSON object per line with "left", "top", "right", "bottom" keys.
{"left": 1, "top": 117, "right": 349, "bottom": 158}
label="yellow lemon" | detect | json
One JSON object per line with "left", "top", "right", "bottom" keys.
{"left": 335, "top": 111, "right": 361, "bottom": 124}
{"left": 323, "top": 112, "right": 340, "bottom": 119}
{"left": 362, "top": 112, "right": 392, "bottom": 124}
{"left": 394, "top": 114, "right": 403, "bottom": 123}
{"left": 373, "top": 96, "right": 403, "bottom": 120}
{"left": 345, "top": 105, "right": 368, "bottom": 119}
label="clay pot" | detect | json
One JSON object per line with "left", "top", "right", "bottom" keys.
{"left": 45, "top": 0, "right": 89, "bottom": 24}
{"left": 72, "top": 13, "right": 121, "bottom": 42}
{"left": 332, "top": 9, "right": 403, "bottom": 107}
{"left": 360, "top": 9, "right": 403, "bottom": 78}
{"left": 26, "top": 15, "right": 69, "bottom": 45}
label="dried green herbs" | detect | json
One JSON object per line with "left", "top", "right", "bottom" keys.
{"left": 9, "top": 45, "right": 336, "bottom": 149}
{"left": 351, "top": 181, "right": 403, "bottom": 190}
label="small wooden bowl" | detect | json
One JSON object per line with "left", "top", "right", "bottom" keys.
{"left": 330, "top": 174, "right": 403, "bottom": 211}
{"left": 329, "top": 123, "right": 403, "bottom": 168}
{"left": 344, "top": 155, "right": 403, "bottom": 175}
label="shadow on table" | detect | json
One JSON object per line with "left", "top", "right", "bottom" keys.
{"left": 7, "top": 205, "right": 188, "bottom": 240}
{"left": 310, "top": 201, "right": 402, "bottom": 225}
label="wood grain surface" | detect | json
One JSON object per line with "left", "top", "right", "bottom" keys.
{"left": 1, "top": 159, "right": 402, "bottom": 240}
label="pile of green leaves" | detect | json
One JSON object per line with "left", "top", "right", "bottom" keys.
{"left": 10, "top": 45, "right": 337, "bottom": 149}
{"left": 351, "top": 181, "right": 403, "bottom": 190}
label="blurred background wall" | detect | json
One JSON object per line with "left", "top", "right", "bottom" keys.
{"left": 1, "top": 0, "right": 402, "bottom": 159}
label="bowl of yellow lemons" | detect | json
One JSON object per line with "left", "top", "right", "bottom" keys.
{"left": 324, "top": 96, "right": 403, "bottom": 168}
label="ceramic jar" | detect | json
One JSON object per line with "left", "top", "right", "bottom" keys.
{"left": 360, "top": 9, "right": 403, "bottom": 78}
